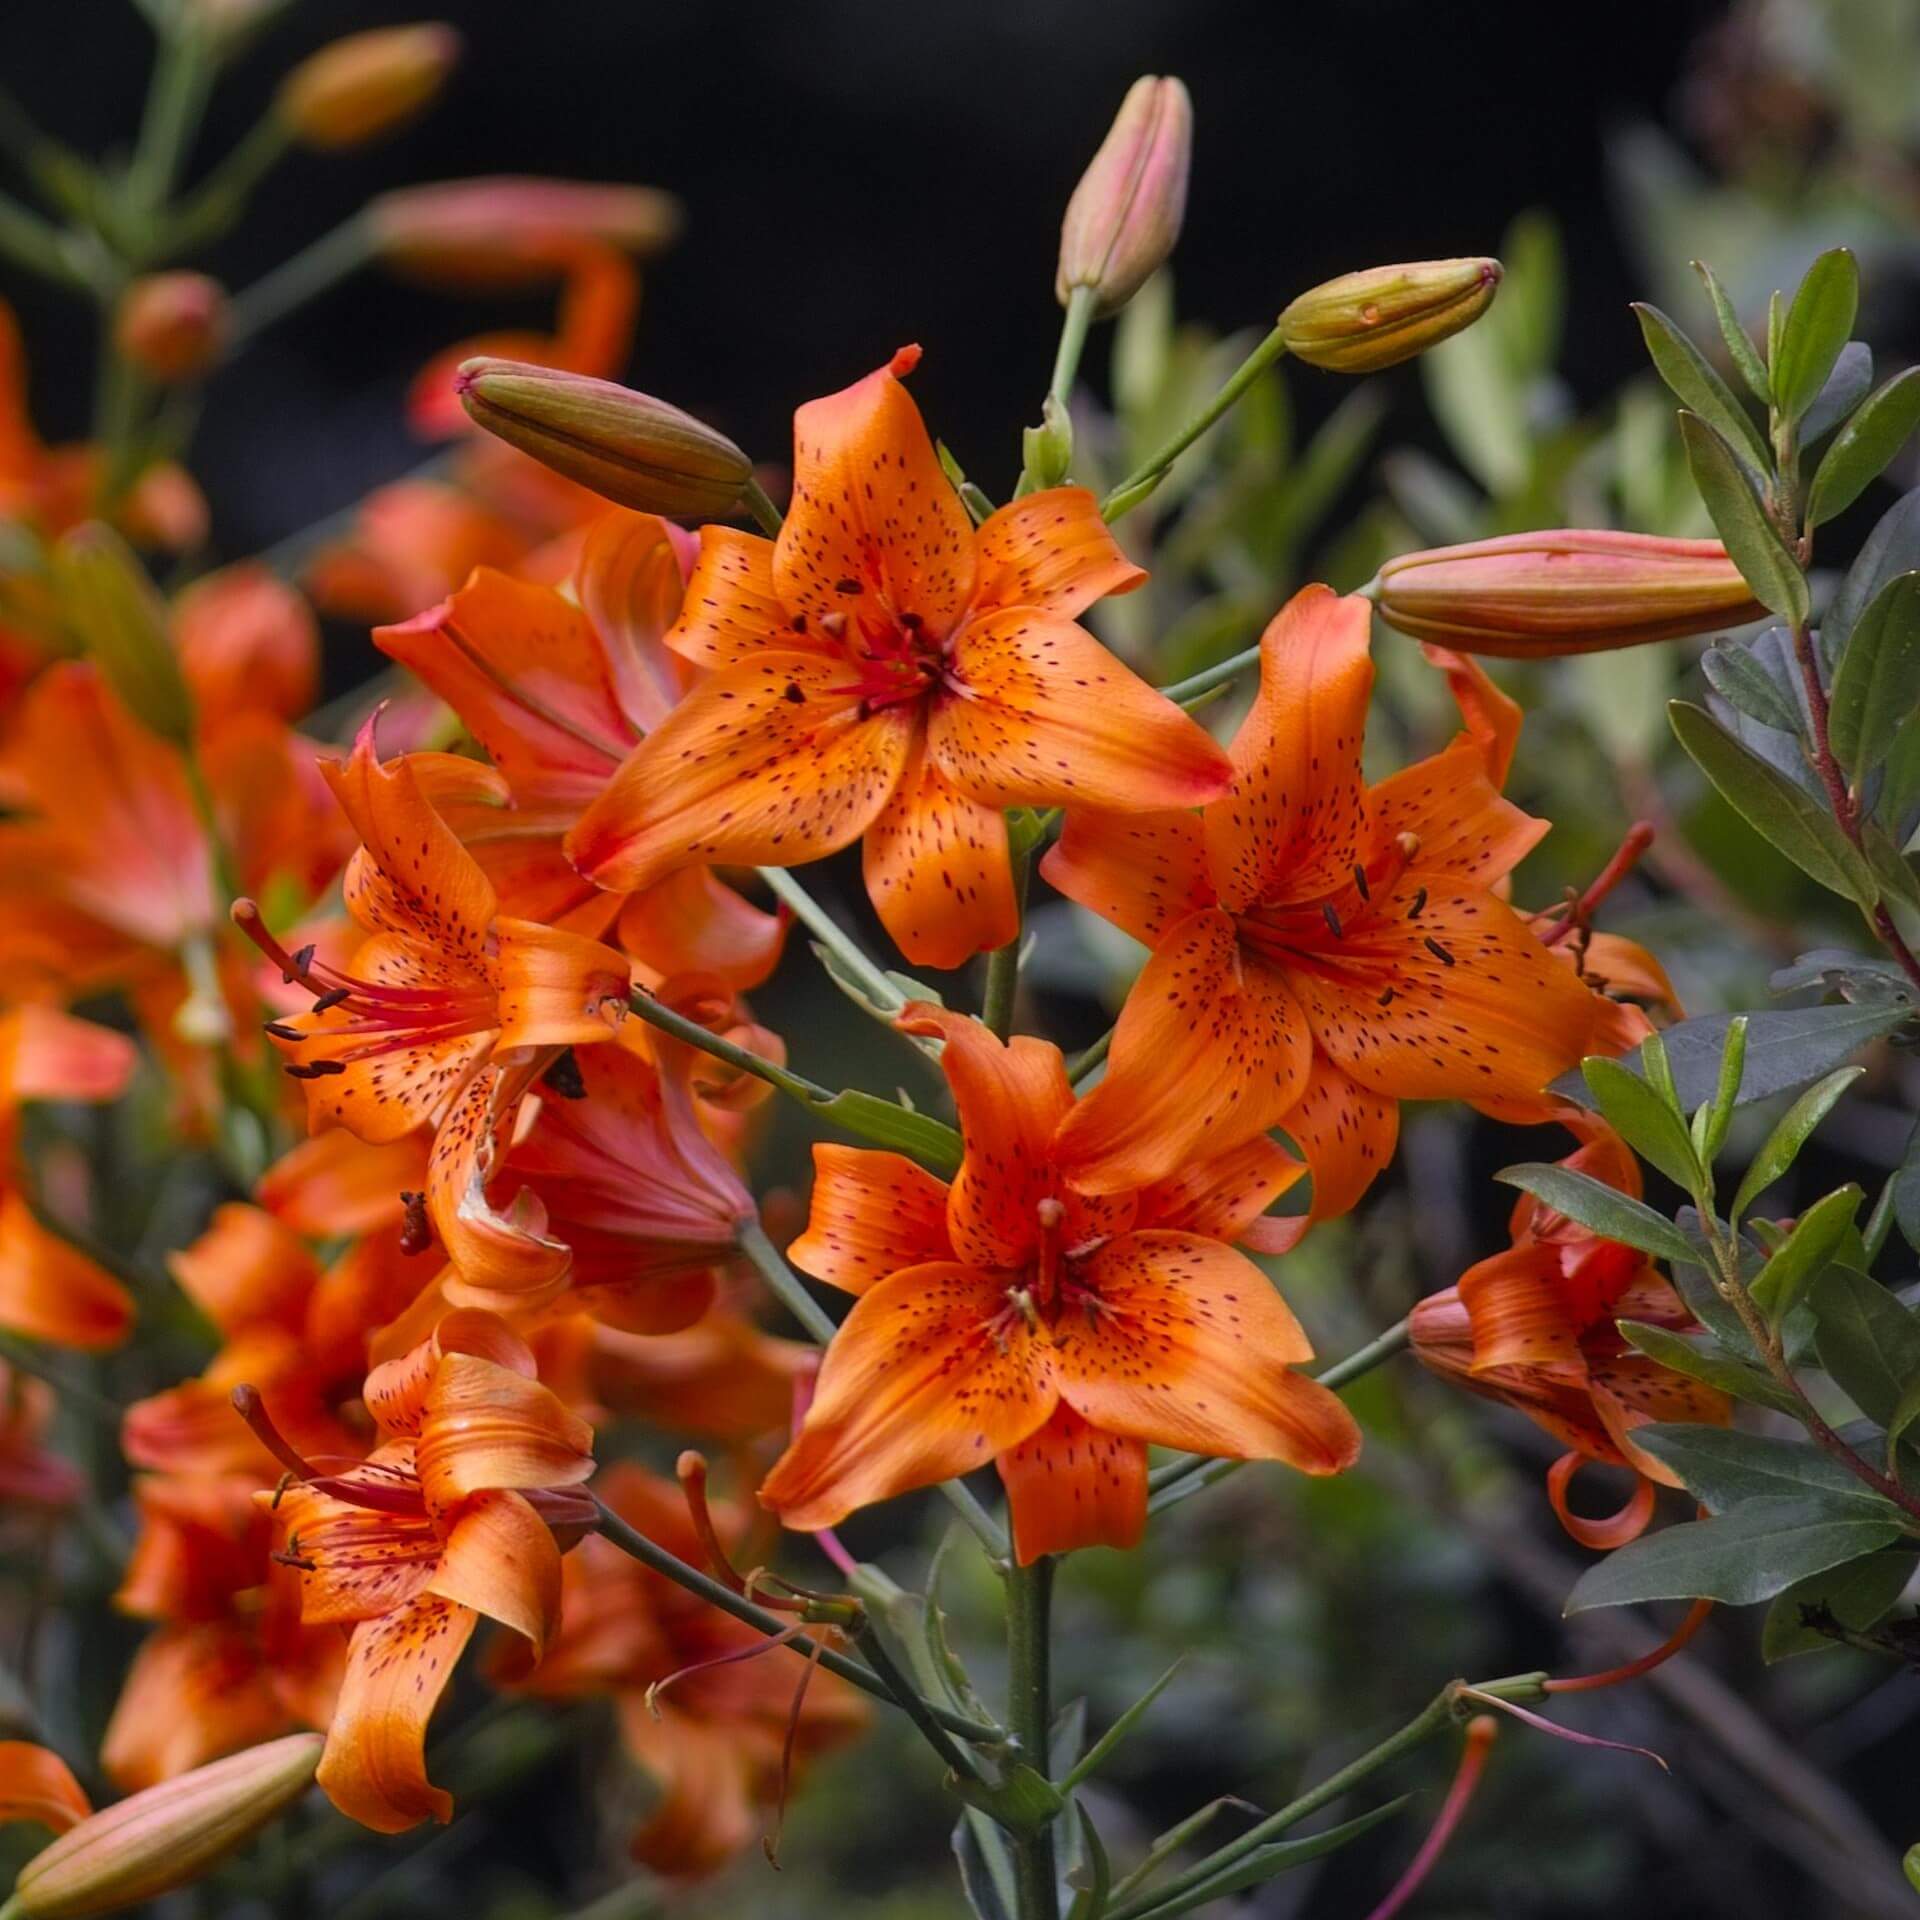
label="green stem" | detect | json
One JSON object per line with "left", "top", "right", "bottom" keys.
{"left": 981, "top": 839, "right": 1034, "bottom": 1041}
{"left": 590, "top": 1500, "right": 1004, "bottom": 1744}
{"left": 1047, "top": 285, "right": 1099, "bottom": 418}
{"left": 161, "top": 111, "right": 292, "bottom": 257}
{"left": 1099, "top": 324, "right": 1290, "bottom": 522}
{"left": 1005, "top": 1556, "right": 1059, "bottom": 1920}
{"left": 227, "top": 215, "right": 374, "bottom": 348}
{"left": 0, "top": 190, "right": 81, "bottom": 286}
{"left": 854, "top": 1615, "right": 989, "bottom": 1781}
{"left": 0, "top": 1332, "right": 123, "bottom": 1426}
{"left": 742, "top": 474, "right": 784, "bottom": 536}
{"left": 1106, "top": 1674, "right": 1546, "bottom": 1920}
{"left": 1159, "top": 640, "right": 1262, "bottom": 709}
{"left": 126, "top": 21, "right": 214, "bottom": 215}
{"left": 757, "top": 865, "right": 907, "bottom": 1013}
{"left": 1067, "top": 1028, "right": 1111, "bottom": 1086}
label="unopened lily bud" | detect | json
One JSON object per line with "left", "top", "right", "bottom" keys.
{"left": 1056, "top": 76, "right": 1192, "bottom": 318}
{"left": 455, "top": 359, "right": 750, "bottom": 519}
{"left": 3, "top": 1734, "right": 322, "bottom": 1918}
{"left": 114, "top": 274, "right": 228, "bottom": 384}
{"left": 368, "top": 178, "right": 682, "bottom": 283}
{"left": 52, "top": 525, "right": 195, "bottom": 747}
{"left": 1373, "top": 530, "right": 1765, "bottom": 658}
{"left": 1278, "top": 258, "right": 1502, "bottom": 373}
{"left": 277, "top": 24, "right": 461, "bottom": 150}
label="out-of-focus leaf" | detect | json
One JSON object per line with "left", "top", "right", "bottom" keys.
{"left": 1631, "top": 1423, "right": 1894, "bottom": 1513}
{"left": 1807, "top": 367, "right": 1920, "bottom": 526}
{"left": 1762, "top": 1549, "right": 1912, "bottom": 1660}
{"left": 1810, "top": 1262, "right": 1920, "bottom": 1427}
{"left": 1670, "top": 700, "right": 1876, "bottom": 904}
{"left": 1828, "top": 571, "right": 1920, "bottom": 777}
{"left": 1800, "top": 340, "right": 1873, "bottom": 444}
{"left": 955, "top": 1809, "right": 1019, "bottom": 1920}
{"left": 1892, "top": 1125, "right": 1920, "bottom": 1256}
{"left": 1773, "top": 249, "right": 1860, "bottom": 425}
{"left": 1702, "top": 639, "right": 1802, "bottom": 736}
{"left": 1769, "top": 949, "right": 1916, "bottom": 1003}
{"left": 1059, "top": 1661, "right": 1181, "bottom": 1792}
{"left": 1617, "top": 1321, "right": 1801, "bottom": 1417}
{"left": 1423, "top": 319, "right": 1529, "bottom": 495}
{"left": 1634, "top": 303, "right": 1770, "bottom": 469}
{"left": 1693, "top": 259, "right": 1769, "bottom": 401}
{"left": 1731, "top": 1068, "right": 1867, "bottom": 1220}
{"left": 1495, "top": 1165, "right": 1694, "bottom": 1262}
{"left": 1063, "top": 1805, "right": 1112, "bottom": 1920}
{"left": 1566, "top": 1497, "right": 1903, "bottom": 1611}
{"left": 1677, "top": 415, "right": 1808, "bottom": 624}
{"left": 1825, "top": 485, "right": 1920, "bottom": 667}
{"left": 1750, "top": 1184, "right": 1864, "bottom": 1321}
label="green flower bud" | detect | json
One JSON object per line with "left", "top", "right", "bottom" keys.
{"left": 1278, "top": 257, "right": 1502, "bottom": 373}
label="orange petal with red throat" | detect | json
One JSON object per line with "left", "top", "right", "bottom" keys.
{"left": 863, "top": 734, "right": 1019, "bottom": 967}
{"left": 1050, "top": 908, "right": 1311, "bottom": 1196}
{"left": 971, "top": 488, "right": 1147, "bottom": 620}
{"left": 788, "top": 1143, "right": 952, "bottom": 1294}
{"left": 933, "top": 606, "right": 1231, "bottom": 812}
{"left": 1205, "top": 586, "right": 1375, "bottom": 912}
{"left": 493, "top": 916, "right": 628, "bottom": 1053}
{"left": 1285, "top": 875, "right": 1607, "bottom": 1105}
{"left": 318, "top": 1595, "right": 478, "bottom": 1833}
{"left": 565, "top": 651, "right": 918, "bottom": 895}
{"left": 1589, "top": 1354, "right": 1732, "bottom": 1483}
{"left": 1040, "top": 805, "right": 1214, "bottom": 949}
{"left": 758, "top": 1262, "right": 1058, "bottom": 1531}
{"left": 616, "top": 866, "right": 788, "bottom": 992}
{"left": 778, "top": 348, "right": 977, "bottom": 638}
{"left": 1249, "top": 1055, "right": 1400, "bottom": 1249}
{"left": 415, "top": 1352, "right": 596, "bottom": 1511}
{"left": 1054, "top": 1231, "right": 1360, "bottom": 1474}
{"left": 427, "top": 1487, "right": 562, "bottom": 1658}
{"left": 896, "top": 1004, "right": 1075, "bottom": 1268}
{"left": 0, "top": 1193, "right": 135, "bottom": 1349}
{"left": 0, "top": 1740, "right": 91, "bottom": 1834}
{"left": 998, "top": 1404, "right": 1147, "bottom": 1564}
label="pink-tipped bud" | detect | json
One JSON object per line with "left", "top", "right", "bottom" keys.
{"left": 276, "top": 24, "right": 461, "bottom": 150}
{"left": 1374, "top": 529, "right": 1766, "bottom": 657}
{"left": 1278, "top": 258, "right": 1502, "bottom": 372}
{"left": 1057, "top": 77, "right": 1191, "bottom": 318}
{"left": 455, "top": 358, "right": 750, "bottom": 518}
{"left": 368, "top": 177, "right": 682, "bottom": 283}
{"left": 4, "top": 1734, "right": 321, "bottom": 1918}
{"left": 113, "top": 274, "right": 228, "bottom": 384}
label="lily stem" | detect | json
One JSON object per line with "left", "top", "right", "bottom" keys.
{"left": 742, "top": 475, "right": 784, "bottom": 536}
{"left": 757, "top": 865, "right": 907, "bottom": 1014}
{"left": 1048, "top": 284, "right": 1099, "bottom": 420}
{"left": 981, "top": 841, "right": 1033, "bottom": 1041}
{"left": 1005, "top": 1555, "right": 1059, "bottom": 1920}
{"left": 227, "top": 215, "right": 374, "bottom": 349}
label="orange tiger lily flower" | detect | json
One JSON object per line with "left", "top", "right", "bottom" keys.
{"left": 492, "top": 1461, "right": 864, "bottom": 1877}
{"left": 1411, "top": 1117, "right": 1731, "bottom": 1548}
{"left": 104, "top": 1474, "right": 343, "bottom": 1790}
{"left": 249, "top": 1307, "right": 597, "bottom": 1832}
{"left": 376, "top": 511, "right": 787, "bottom": 988}
{"left": 1043, "top": 586, "right": 1621, "bottom": 1214}
{"left": 760, "top": 1004, "right": 1355, "bottom": 1563}
{"left": 567, "top": 348, "right": 1232, "bottom": 969}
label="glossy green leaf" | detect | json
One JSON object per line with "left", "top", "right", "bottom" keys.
{"left": 1566, "top": 1495, "right": 1902, "bottom": 1611}
{"left": 1677, "top": 413, "right": 1808, "bottom": 624}
{"left": 1730, "top": 1068, "right": 1866, "bottom": 1221}
{"left": 1827, "top": 486, "right": 1920, "bottom": 668}
{"left": 1807, "top": 367, "right": 1920, "bottom": 526}
{"left": 955, "top": 1809, "right": 1019, "bottom": 1920}
{"left": 1670, "top": 700, "right": 1877, "bottom": 905}
{"left": 1801, "top": 341, "right": 1874, "bottom": 444}
{"left": 1829, "top": 572, "right": 1920, "bottom": 778}
{"left": 1761, "top": 1549, "right": 1913, "bottom": 1660}
{"left": 1699, "top": 1014, "right": 1750, "bottom": 1165}
{"left": 1634, "top": 302, "right": 1770, "bottom": 468}
{"left": 1701, "top": 639, "right": 1802, "bottom": 736}
{"left": 1809, "top": 1262, "right": 1920, "bottom": 1427}
{"left": 1495, "top": 1164, "right": 1695, "bottom": 1262}
{"left": 1752, "top": 1187, "right": 1861, "bottom": 1328}
{"left": 816, "top": 1090, "right": 961, "bottom": 1173}
{"left": 1617, "top": 1321, "right": 1801, "bottom": 1417}
{"left": 1630, "top": 1423, "right": 1895, "bottom": 1514}
{"left": 1692, "top": 259, "right": 1769, "bottom": 400}
{"left": 1773, "top": 248, "right": 1859, "bottom": 425}
{"left": 1580, "top": 1056, "right": 1701, "bottom": 1193}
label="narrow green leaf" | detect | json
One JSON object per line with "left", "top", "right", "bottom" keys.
{"left": 1064, "top": 1806, "right": 1113, "bottom": 1920}
{"left": 1630, "top": 1423, "right": 1896, "bottom": 1513}
{"left": 1566, "top": 1496, "right": 1902, "bottom": 1611}
{"left": 1701, "top": 1014, "right": 1750, "bottom": 1164}
{"left": 1633, "top": 302, "right": 1770, "bottom": 468}
{"left": 1138, "top": 1800, "right": 1413, "bottom": 1917}
{"left": 1809, "top": 1262, "right": 1920, "bottom": 1427}
{"left": 1059, "top": 1662, "right": 1182, "bottom": 1793}
{"left": 1827, "top": 486, "right": 1920, "bottom": 668}
{"left": 1807, "top": 367, "right": 1920, "bottom": 526}
{"left": 816, "top": 1091, "right": 961, "bottom": 1173}
{"left": 1828, "top": 572, "right": 1920, "bottom": 777}
{"left": 1581, "top": 1056, "right": 1702, "bottom": 1193}
{"left": 1495, "top": 1164, "right": 1695, "bottom": 1263}
{"left": 1692, "top": 260, "right": 1769, "bottom": 400}
{"left": 1752, "top": 1185, "right": 1863, "bottom": 1322}
{"left": 1773, "top": 248, "right": 1859, "bottom": 424}
{"left": 1802, "top": 341, "right": 1874, "bottom": 444}
{"left": 1677, "top": 414, "right": 1808, "bottom": 624}
{"left": 1766, "top": 289, "right": 1785, "bottom": 370}
{"left": 1617, "top": 1320, "right": 1801, "bottom": 1417}
{"left": 1670, "top": 700, "right": 1877, "bottom": 905}
{"left": 1730, "top": 1067, "right": 1866, "bottom": 1220}
{"left": 1701, "top": 640, "right": 1802, "bottom": 736}
{"left": 1761, "top": 1548, "right": 1913, "bottom": 1660}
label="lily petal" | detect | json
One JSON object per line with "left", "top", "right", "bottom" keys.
{"left": 416, "top": 1352, "right": 595, "bottom": 1510}
{"left": 997, "top": 1404, "right": 1147, "bottom": 1564}
{"left": 1041, "top": 805, "right": 1214, "bottom": 949}
{"left": 616, "top": 867, "right": 788, "bottom": 992}
{"left": 574, "top": 508, "right": 697, "bottom": 729}
{"left": 1251, "top": 1054, "right": 1400, "bottom": 1246}
{"left": 788, "top": 1143, "right": 953, "bottom": 1294}
{"left": 427, "top": 1488, "right": 562, "bottom": 1658}
{"left": 1369, "top": 739, "right": 1546, "bottom": 885}
{"left": 0, "top": 1741, "right": 90, "bottom": 1834}
{"left": 971, "top": 488, "right": 1146, "bottom": 619}
{"left": 666, "top": 526, "right": 819, "bottom": 672}
{"left": 1136, "top": 1133, "right": 1305, "bottom": 1243}
{"left": 0, "top": 1193, "right": 134, "bottom": 1350}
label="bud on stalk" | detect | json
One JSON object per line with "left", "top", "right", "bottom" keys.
{"left": 1056, "top": 76, "right": 1191, "bottom": 318}
{"left": 456, "top": 359, "right": 751, "bottom": 519}
{"left": 277, "top": 24, "right": 461, "bottom": 149}
{"left": 2, "top": 1734, "right": 322, "bottom": 1918}
{"left": 368, "top": 178, "right": 682, "bottom": 281}
{"left": 1278, "top": 258, "right": 1501, "bottom": 372}
{"left": 52, "top": 526, "right": 195, "bottom": 746}
{"left": 114, "top": 274, "right": 228, "bottom": 384}
{"left": 1373, "top": 530, "right": 1765, "bottom": 658}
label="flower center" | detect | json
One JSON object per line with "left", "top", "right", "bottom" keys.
{"left": 1235, "top": 831, "right": 1424, "bottom": 977}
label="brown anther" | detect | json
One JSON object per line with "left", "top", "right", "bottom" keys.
{"left": 1377, "top": 987, "right": 1396, "bottom": 1007}
{"left": 1352, "top": 863, "right": 1371, "bottom": 902}
{"left": 1408, "top": 887, "right": 1428, "bottom": 919}
{"left": 1322, "top": 902, "right": 1344, "bottom": 940}
{"left": 398, "top": 1191, "right": 432, "bottom": 1256}
{"left": 311, "top": 986, "right": 351, "bottom": 1014}
{"left": 833, "top": 577, "right": 861, "bottom": 595}
{"left": 262, "top": 1022, "right": 303, "bottom": 1043}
